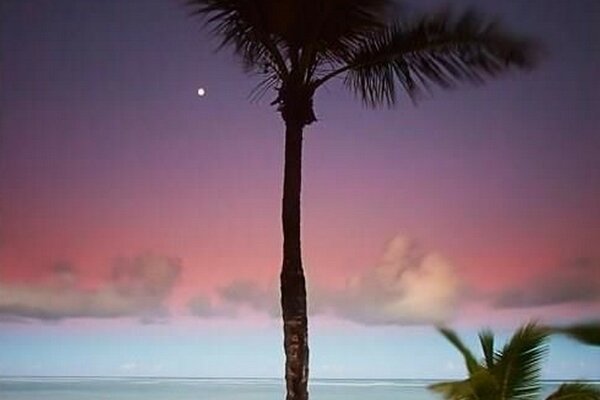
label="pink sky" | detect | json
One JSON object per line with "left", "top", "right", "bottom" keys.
{"left": 1, "top": 0, "right": 599, "bottom": 379}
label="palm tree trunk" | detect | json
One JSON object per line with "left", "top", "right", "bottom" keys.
{"left": 280, "top": 118, "right": 309, "bottom": 400}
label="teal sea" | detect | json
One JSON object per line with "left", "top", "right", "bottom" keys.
{"left": 1, "top": 377, "right": 596, "bottom": 400}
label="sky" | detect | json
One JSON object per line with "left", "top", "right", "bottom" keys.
{"left": 1, "top": 0, "right": 599, "bottom": 380}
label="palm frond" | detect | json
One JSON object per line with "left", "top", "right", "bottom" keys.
{"left": 429, "top": 369, "right": 499, "bottom": 400}
{"left": 493, "top": 323, "right": 549, "bottom": 400}
{"left": 300, "top": 0, "right": 390, "bottom": 69}
{"left": 188, "top": 0, "right": 288, "bottom": 77}
{"left": 469, "top": 369, "right": 502, "bottom": 400}
{"left": 438, "top": 327, "right": 481, "bottom": 374}
{"left": 321, "top": 9, "right": 538, "bottom": 107}
{"left": 549, "top": 322, "right": 600, "bottom": 346}
{"left": 429, "top": 379, "right": 475, "bottom": 400}
{"left": 248, "top": 72, "right": 279, "bottom": 102}
{"left": 546, "top": 383, "right": 600, "bottom": 400}
{"left": 479, "top": 329, "right": 495, "bottom": 369}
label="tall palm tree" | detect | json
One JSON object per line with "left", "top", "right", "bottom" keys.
{"left": 430, "top": 323, "right": 600, "bottom": 400}
{"left": 187, "top": 1, "right": 537, "bottom": 399}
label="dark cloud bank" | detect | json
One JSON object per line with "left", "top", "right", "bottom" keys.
{"left": 0, "top": 254, "right": 181, "bottom": 321}
{"left": 493, "top": 257, "right": 600, "bottom": 308}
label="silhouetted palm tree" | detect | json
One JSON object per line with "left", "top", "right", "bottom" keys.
{"left": 430, "top": 323, "right": 600, "bottom": 400}
{"left": 187, "top": 1, "right": 537, "bottom": 399}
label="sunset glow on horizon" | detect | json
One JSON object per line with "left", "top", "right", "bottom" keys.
{"left": 1, "top": 0, "right": 599, "bottom": 380}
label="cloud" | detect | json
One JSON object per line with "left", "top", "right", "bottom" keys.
{"left": 189, "top": 235, "right": 461, "bottom": 325}
{"left": 188, "top": 295, "right": 237, "bottom": 318}
{"left": 321, "top": 236, "right": 461, "bottom": 325}
{"left": 0, "top": 254, "right": 181, "bottom": 321}
{"left": 187, "top": 280, "right": 278, "bottom": 318}
{"left": 493, "top": 257, "right": 600, "bottom": 309}
{"left": 219, "top": 280, "right": 279, "bottom": 316}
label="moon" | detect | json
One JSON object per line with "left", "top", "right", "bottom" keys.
{"left": 197, "top": 87, "right": 206, "bottom": 97}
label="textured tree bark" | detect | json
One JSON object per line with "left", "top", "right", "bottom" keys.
{"left": 280, "top": 118, "right": 309, "bottom": 400}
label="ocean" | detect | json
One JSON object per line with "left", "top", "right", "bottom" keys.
{"left": 1, "top": 377, "right": 594, "bottom": 400}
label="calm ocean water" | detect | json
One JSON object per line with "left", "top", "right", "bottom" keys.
{"left": 0, "top": 377, "right": 595, "bottom": 400}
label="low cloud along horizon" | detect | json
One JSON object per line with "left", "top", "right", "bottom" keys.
{"left": 190, "top": 235, "right": 462, "bottom": 326}
{"left": 0, "top": 254, "right": 181, "bottom": 321}
{"left": 2, "top": 236, "right": 598, "bottom": 326}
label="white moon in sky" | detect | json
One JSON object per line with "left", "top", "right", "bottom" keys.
{"left": 197, "top": 87, "right": 206, "bottom": 97}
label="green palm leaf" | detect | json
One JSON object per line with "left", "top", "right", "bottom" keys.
{"left": 479, "top": 329, "right": 495, "bottom": 369}
{"left": 546, "top": 383, "right": 600, "bottom": 400}
{"left": 430, "top": 323, "right": 600, "bottom": 400}
{"left": 430, "top": 379, "right": 475, "bottom": 400}
{"left": 430, "top": 370, "right": 500, "bottom": 400}
{"left": 549, "top": 322, "right": 600, "bottom": 346}
{"left": 493, "top": 323, "right": 549, "bottom": 400}
{"left": 438, "top": 327, "right": 481, "bottom": 374}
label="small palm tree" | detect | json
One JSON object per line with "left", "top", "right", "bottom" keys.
{"left": 186, "top": 1, "right": 537, "bottom": 399}
{"left": 430, "top": 322, "right": 600, "bottom": 400}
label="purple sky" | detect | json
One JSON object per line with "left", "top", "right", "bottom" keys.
{"left": 0, "top": 0, "right": 599, "bottom": 379}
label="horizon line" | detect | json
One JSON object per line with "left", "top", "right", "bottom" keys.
{"left": 1, "top": 375, "right": 598, "bottom": 383}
